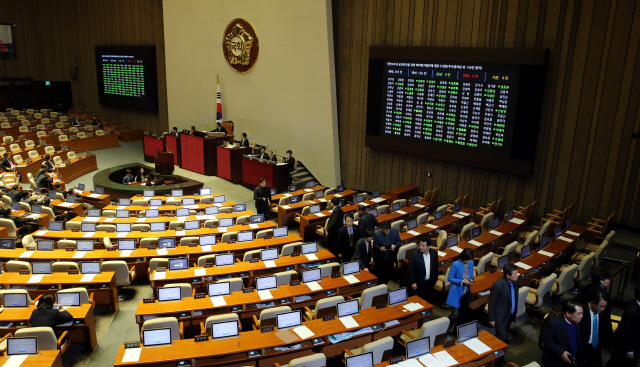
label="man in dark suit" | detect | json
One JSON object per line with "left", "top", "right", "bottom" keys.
{"left": 0, "top": 152, "right": 15, "bottom": 172}
{"left": 579, "top": 289, "right": 609, "bottom": 367}
{"left": 42, "top": 154, "right": 55, "bottom": 170}
{"left": 541, "top": 300, "right": 584, "bottom": 367}
{"left": 408, "top": 237, "right": 439, "bottom": 303}
{"left": 357, "top": 205, "right": 378, "bottom": 237}
{"left": 352, "top": 229, "right": 375, "bottom": 271}
{"left": 267, "top": 150, "right": 278, "bottom": 162}
{"left": 6, "top": 184, "right": 23, "bottom": 203}
{"left": 488, "top": 263, "right": 520, "bottom": 344}
{"left": 373, "top": 220, "right": 401, "bottom": 284}
{"left": 211, "top": 122, "right": 227, "bottom": 135}
{"left": 51, "top": 182, "right": 67, "bottom": 198}
{"left": 240, "top": 133, "right": 249, "bottom": 147}
{"left": 36, "top": 170, "right": 53, "bottom": 190}
{"left": 284, "top": 150, "right": 295, "bottom": 172}
{"left": 257, "top": 147, "right": 268, "bottom": 160}
{"left": 337, "top": 213, "right": 361, "bottom": 263}
{"left": 253, "top": 178, "right": 272, "bottom": 217}
{"left": 606, "top": 284, "right": 640, "bottom": 367}
{"left": 325, "top": 197, "right": 344, "bottom": 256}
{"left": 29, "top": 294, "right": 73, "bottom": 337}
{"left": 122, "top": 169, "right": 134, "bottom": 185}
{"left": 579, "top": 270, "right": 612, "bottom": 350}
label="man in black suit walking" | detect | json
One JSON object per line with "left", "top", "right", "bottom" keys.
{"left": 606, "top": 284, "right": 640, "bottom": 367}
{"left": 337, "top": 213, "right": 361, "bottom": 263}
{"left": 351, "top": 229, "right": 374, "bottom": 271}
{"left": 579, "top": 289, "right": 609, "bottom": 367}
{"left": 541, "top": 300, "right": 584, "bottom": 367}
{"left": 356, "top": 205, "right": 378, "bottom": 237}
{"left": 579, "top": 270, "right": 612, "bottom": 352}
{"left": 488, "top": 263, "right": 520, "bottom": 344}
{"left": 325, "top": 197, "right": 344, "bottom": 256}
{"left": 408, "top": 237, "right": 439, "bottom": 303}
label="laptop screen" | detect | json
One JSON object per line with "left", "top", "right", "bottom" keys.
{"left": 150, "top": 199, "right": 163, "bottom": 206}
{"left": 566, "top": 218, "right": 572, "bottom": 229}
{"left": 31, "top": 205, "right": 42, "bottom": 214}
{"left": 57, "top": 292, "right": 80, "bottom": 307}
{"left": 507, "top": 210, "right": 514, "bottom": 220}
{"left": 337, "top": 185, "right": 345, "bottom": 193}
{"left": 176, "top": 208, "right": 190, "bottom": 217}
{"left": 289, "top": 196, "right": 300, "bottom": 204}
{"left": 182, "top": 198, "right": 195, "bottom": 206}
{"left": 171, "top": 189, "right": 183, "bottom": 197}
{"left": 492, "top": 217, "right": 500, "bottom": 229}
{"left": 256, "top": 275, "right": 277, "bottom": 291}
{"left": 144, "top": 190, "right": 154, "bottom": 197}
{"left": 315, "top": 190, "right": 324, "bottom": 199}
{"left": 205, "top": 206, "right": 219, "bottom": 215}
{"left": 345, "top": 352, "right": 373, "bottom": 367}
{"left": 343, "top": 261, "right": 360, "bottom": 275}
{"left": 372, "top": 190, "right": 380, "bottom": 198}
{"left": 446, "top": 236, "right": 458, "bottom": 248}
{"left": 411, "top": 196, "right": 419, "bottom": 205}
{"left": 261, "top": 248, "right": 279, "bottom": 261}
{"left": 7, "top": 337, "right": 37, "bottom": 356}
{"left": 32, "top": 261, "right": 52, "bottom": 274}
{"left": 116, "top": 210, "right": 129, "bottom": 218}
{"left": 250, "top": 214, "right": 264, "bottom": 224}
{"left": 237, "top": 231, "right": 253, "bottom": 243}
{"left": 77, "top": 183, "right": 85, "bottom": 191}
{"left": 158, "top": 287, "right": 181, "bottom": 301}
{"left": 471, "top": 226, "right": 482, "bottom": 238}
{"left": 118, "top": 239, "right": 136, "bottom": 250}
{"left": 184, "top": 220, "right": 199, "bottom": 230}
{"left": 37, "top": 240, "right": 54, "bottom": 251}
{"left": 355, "top": 195, "right": 364, "bottom": 204}
{"left": 3, "top": 293, "right": 28, "bottom": 307}
{"left": 301, "top": 242, "right": 318, "bottom": 254}
{"left": 199, "top": 235, "right": 216, "bottom": 246}
{"left": 81, "top": 262, "right": 101, "bottom": 274}
{"left": 95, "top": 187, "right": 104, "bottom": 195}
{"left": 309, "top": 205, "right": 321, "bottom": 214}
{"left": 48, "top": 221, "right": 63, "bottom": 231}
{"left": 87, "top": 209, "right": 101, "bottom": 217}
{"left": 369, "top": 208, "right": 378, "bottom": 217}
{"left": 274, "top": 226, "right": 288, "bottom": 238}
{"left": 80, "top": 223, "right": 96, "bottom": 232}
{"left": 215, "top": 253, "right": 234, "bottom": 266}
{"left": 0, "top": 238, "right": 15, "bottom": 250}
{"left": 233, "top": 204, "right": 246, "bottom": 212}
{"left": 457, "top": 321, "right": 479, "bottom": 344}
{"left": 200, "top": 188, "right": 211, "bottom": 196}
{"left": 219, "top": 218, "right": 233, "bottom": 227}
{"left": 520, "top": 245, "right": 531, "bottom": 259}
{"left": 388, "top": 287, "right": 408, "bottom": 306}
{"left": 454, "top": 203, "right": 462, "bottom": 212}
{"left": 307, "top": 181, "right": 315, "bottom": 188}
{"left": 213, "top": 195, "right": 225, "bottom": 204}
{"left": 406, "top": 336, "right": 431, "bottom": 360}
{"left": 145, "top": 209, "right": 159, "bottom": 218}
{"left": 270, "top": 189, "right": 277, "bottom": 196}
{"left": 77, "top": 240, "right": 94, "bottom": 251}
{"left": 301, "top": 268, "right": 321, "bottom": 283}
{"left": 208, "top": 282, "right": 230, "bottom": 297}
{"left": 288, "top": 185, "right": 296, "bottom": 192}
{"left": 276, "top": 310, "right": 302, "bottom": 330}
{"left": 337, "top": 299, "right": 360, "bottom": 318}
{"left": 119, "top": 198, "right": 131, "bottom": 206}
{"left": 406, "top": 219, "right": 417, "bottom": 230}
{"left": 497, "top": 255, "right": 509, "bottom": 270}
{"left": 168, "top": 258, "right": 188, "bottom": 271}
{"left": 11, "top": 202, "right": 20, "bottom": 211}
{"left": 116, "top": 223, "right": 131, "bottom": 233}
{"left": 392, "top": 202, "right": 400, "bottom": 211}
{"left": 555, "top": 226, "right": 562, "bottom": 238}
{"left": 150, "top": 222, "right": 165, "bottom": 232}
{"left": 158, "top": 238, "right": 176, "bottom": 249}
{"left": 48, "top": 192, "right": 56, "bottom": 200}
{"left": 433, "top": 211, "right": 442, "bottom": 221}
{"left": 211, "top": 320, "right": 239, "bottom": 339}
{"left": 540, "top": 235, "right": 549, "bottom": 248}
{"left": 143, "top": 328, "right": 172, "bottom": 347}
{"left": 64, "top": 195, "right": 75, "bottom": 203}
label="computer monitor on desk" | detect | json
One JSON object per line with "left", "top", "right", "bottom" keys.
{"left": 6, "top": 337, "right": 38, "bottom": 356}
{"left": 337, "top": 299, "right": 360, "bottom": 317}
{"left": 276, "top": 310, "right": 302, "bottom": 330}
{"left": 158, "top": 286, "right": 181, "bottom": 302}
{"left": 211, "top": 320, "right": 239, "bottom": 339}
{"left": 346, "top": 352, "right": 373, "bottom": 367}
{"left": 208, "top": 282, "right": 230, "bottom": 297}
{"left": 143, "top": 328, "right": 172, "bottom": 347}
{"left": 497, "top": 255, "right": 509, "bottom": 270}
{"left": 406, "top": 336, "right": 431, "bottom": 360}
{"left": 256, "top": 275, "right": 277, "bottom": 291}
{"left": 274, "top": 226, "right": 288, "bottom": 238}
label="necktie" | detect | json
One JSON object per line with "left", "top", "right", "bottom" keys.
{"left": 592, "top": 313, "right": 598, "bottom": 348}
{"left": 510, "top": 282, "right": 515, "bottom": 314}
{"left": 9, "top": 160, "right": 14, "bottom": 170}
{"left": 348, "top": 228, "right": 353, "bottom": 246}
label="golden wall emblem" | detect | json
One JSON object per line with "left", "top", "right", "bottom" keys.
{"left": 222, "top": 19, "right": 259, "bottom": 73}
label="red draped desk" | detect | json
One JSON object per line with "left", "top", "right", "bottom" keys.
{"left": 242, "top": 157, "right": 289, "bottom": 193}
{"left": 217, "top": 146, "right": 252, "bottom": 183}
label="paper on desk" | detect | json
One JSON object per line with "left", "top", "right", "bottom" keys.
{"left": 217, "top": 227, "right": 227, "bottom": 233}
{"left": 263, "top": 260, "right": 277, "bottom": 268}
{"left": 122, "top": 347, "right": 143, "bottom": 363}
{"left": 175, "top": 231, "right": 186, "bottom": 236}
{"left": 214, "top": 203, "right": 223, "bottom": 207}
{"left": 426, "top": 224, "right": 438, "bottom": 229}
{"left": 458, "top": 211, "right": 471, "bottom": 216}
{"left": 27, "top": 275, "right": 43, "bottom": 284}
{"left": 80, "top": 232, "right": 94, "bottom": 238}
{"left": 558, "top": 236, "right": 572, "bottom": 242}
{"left": 463, "top": 338, "right": 492, "bottom": 355}
{"left": 88, "top": 193, "right": 101, "bottom": 198}
{"left": 489, "top": 230, "right": 503, "bottom": 236}
{"left": 437, "top": 251, "right": 447, "bottom": 257}
{"left": 315, "top": 212, "right": 326, "bottom": 217}
{"left": 305, "top": 254, "right": 318, "bottom": 261}
{"left": 194, "top": 268, "right": 206, "bottom": 276}
{"left": 344, "top": 275, "right": 359, "bottom": 284}
{"left": 210, "top": 296, "right": 226, "bottom": 307}
{"left": 449, "top": 246, "right": 463, "bottom": 253}
{"left": 304, "top": 189, "right": 314, "bottom": 193}
{"left": 514, "top": 262, "right": 532, "bottom": 270}
{"left": 414, "top": 204, "right": 425, "bottom": 208}
{"left": 478, "top": 290, "right": 491, "bottom": 296}
{"left": 399, "top": 358, "right": 423, "bottom": 367}
{"left": 58, "top": 202, "right": 74, "bottom": 207}
{"left": 370, "top": 197, "right": 385, "bottom": 203}
{"left": 136, "top": 218, "right": 146, "bottom": 222}
{"left": 403, "top": 303, "right": 423, "bottom": 312}
{"left": 433, "top": 350, "right": 458, "bottom": 367}
{"left": 510, "top": 218, "right": 525, "bottom": 224}
{"left": 258, "top": 290, "right": 273, "bottom": 300}
{"left": 116, "top": 232, "right": 128, "bottom": 238}
{"left": 469, "top": 240, "right": 483, "bottom": 247}
{"left": 119, "top": 250, "right": 132, "bottom": 257}
{"left": 281, "top": 205, "right": 291, "bottom": 210}
{"left": 538, "top": 250, "right": 554, "bottom": 257}
{"left": 153, "top": 272, "right": 166, "bottom": 280}
{"left": 156, "top": 249, "right": 169, "bottom": 256}
{"left": 318, "top": 198, "right": 327, "bottom": 203}
{"left": 80, "top": 274, "right": 96, "bottom": 282}
{"left": 150, "top": 206, "right": 159, "bottom": 210}
{"left": 293, "top": 325, "right": 315, "bottom": 339}
{"left": 34, "top": 230, "right": 47, "bottom": 236}
{"left": 452, "top": 213, "right": 465, "bottom": 218}
{"left": 407, "top": 230, "right": 421, "bottom": 236}
{"left": 201, "top": 245, "right": 212, "bottom": 252}
{"left": 419, "top": 354, "right": 447, "bottom": 367}
{"left": 176, "top": 216, "right": 186, "bottom": 222}
{"left": 82, "top": 217, "right": 99, "bottom": 222}
{"left": 72, "top": 251, "right": 86, "bottom": 259}
{"left": 249, "top": 224, "right": 259, "bottom": 229}
{"left": 2, "top": 355, "right": 28, "bottom": 367}
{"left": 19, "top": 251, "right": 34, "bottom": 258}
{"left": 339, "top": 316, "right": 359, "bottom": 329}
{"left": 566, "top": 230, "right": 580, "bottom": 236}
{"left": 397, "top": 210, "right": 407, "bottom": 215}
{"left": 116, "top": 206, "right": 126, "bottom": 210}
{"left": 385, "top": 319, "right": 400, "bottom": 328}
{"left": 103, "top": 217, "right": 114, "bottom": 222}
{"left": 306, "top": 282, "right": 322, "bottom": 291}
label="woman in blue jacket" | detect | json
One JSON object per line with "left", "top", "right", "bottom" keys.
{"left": 446, "top": 248, "right": 475, "bottom": 330}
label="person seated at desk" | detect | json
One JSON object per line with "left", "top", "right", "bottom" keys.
{"left": 240, "top": 133, "right": 249, "bottom": 147}
{"left": 92, "top": 117, "right": 103, "bottom": 129}
{"left": 267, "top": 150, "right": 277, "bottom": 163}
{"left": 35, "top": 162, "right": 48, "bottom": 181}
{"left": 43, "top": 154, "right": 55, "bottom": 170}
{"left": 211, "top": 122, "right": 227, "bottom": 135}
{"left": 6, "top": 184, "right": 24, "bottom": 203}
{"left": 36, "top": 170, "right": 54, "bottom": 191}
{"left": 0, "top": 201, "right": 39, "bottom": 234}
{"left": 284, "top": 150, "right": 295, "bottom": 173}
{"left": 123, "top": 170, "right": 134, "bottom": 185}
{"left": 51, "top": 182, "right": 67, "bottom": 198}
{"left": 257, "top": 147, "right": 268, "bottom": 160}
{"left": 42, "top": 197, "right": 76, "bottom": 221}
{"left": 0, "top": 152, "right": 16, "bottom": 172}
{"left": 134, "top": 167, "right": 145, "bottom": 183}
{"left": 29, "top": 294, "right": 73, "bottom": 337}
{"left": 71, "top": 117, "right": 81, "bottom": 127}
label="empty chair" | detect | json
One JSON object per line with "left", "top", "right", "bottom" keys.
{"left": 459, "top": 222, "right": 475, "bottom": 241}
{"left": 196, "top": 254, "right": 217, "bottom": 267}
{"left": 96, "top": 130, "right": 105, "bottom": 136}
{"left": 142, "top": 317, "right": 183, "bottom": 341}
{"left": 44, "top": 146, "right": 55, "bottom": 154}
{"left": 517, "top": 230, "right": 538, "bottom": 253}
{"left": 475, "top": 252, "right": 494, "bottom": 275}
{"left": 3, "top": 136, "right": 13, "bottom": 144}
{"left": 19, "top": 202, "right": 31, "bottom": 213}
{"left": 199, "top": 196, "right": 213, "bottom": 204}
{"left": 201, "top": 313, "right": 241, "bottom": 337}
{"left": 275, "top": 270, "right": 298, "bottom": 286}
{"left": 97, "top": 224, "right": 116, "bottom": 231}
{"left": 253, "top": 306, "right": 291, "bottom": 329}
{"left": 434, "top": 267, "right": 451, "bottom": 293}
{"left": 53, "top": 156, "right": 63, "bottom": 165}
{"left": 552, "top": 264, "right": 578, "bottom": 297}
{"left": 319, "top": 262, "right": 340, "bottom": 278}
{"left": 55, "top": 193, "right": 65, "bottom": 201}
{"left": 516, "top": 286, "right": 530, "bottom": 319}
{"left": 166, "top": 199, "right": 181, "bottom": 206}
{"left": 6, "top": 260, "right": 32, "bottom": 272}
{"left": 131, "top": 224, "right": 150, "bottom": 232}
{"left": 390, "top": 219, "right": 403, "bottom": 232}
{"left": 235, "top": 215, "right": 250, "bottom": 225}
{"left": 432, "top": 230, "right": 449, "bottom": 250}
{"left": 479, "top": 212, "right": 495, "bottom": 231}
{"left": 0, "top": 219, "right": 19, "bottom": 239}
{"left": 256, "top": 229, "right": 273, "bottom": 239}
{"left": 132, "top": 199, "right": 148, "bottom": 206}
{"left": 203, "top": 219, "right": 218, "bottom": 228}
{"left": 24, "top": 140, "right": 35, "bottom": 148}
{"left": 491, "top": 241, "right": 519, "bottom": 266}
{"left": 179, "top": 236, "right": 199, "bottom": 246}
{"left": 281, "top": 242, "right": 303, "bottom": 256}
{"left": 56, "top": 239, "right": 77, "bottom": 249}
{"left": 303, "top": 296, "right": 344, "bottom": 321}
{"left": 358, "top": 284, "right": 388, "bottom": 309}
{"left": 526, "top": 274, "right": 557, "bottom": 308}
{"left": 67, "top": 151, "right": 76, "bottom": 160}
{"left": 276, "top": 353, "right": 326, "bottom": 367}
{"left": 28, "top": 150, "right": 39, "bottom": 159}
{"left": 15, "top": 327, "right": 69, "bottom": 353}
{"left": 396, "top": 242, "right": 417, "bottom": 269}
{"left": 12, "top": 154, "right": 23, "bottom": 165}
{"left": 219, "top": 206, "right": 233, "bottom": 214}
{"left": 221, "top": 232, "right": 237, "bottom": 243}
{"left": 148, "top": 258, "right": 168, "bottom": 275}
{"left": 572, "top": 240, "right": 610, "bottom": 268}
{"left": 416, "top": 213, "right": 429, "bottom": 226}
{"left": 52, "top": 261, "right": 80, "bottom": 272}
{"left": 376, "top": 205, "right": 389, "bottom": 216}
{"left": 343, "top": 336, "right": 394, "bottom": 364}
{"left": 242, "top": 249, "right": 262, "bottom": 262}
{"left": 399, "top": 317, "right": 450, "bottom": 349}
{"left": 77, "top": 132, "right": 87, "bottom": 138}
{"left": 58, "top": 134, "right": 69, "bottom": 142}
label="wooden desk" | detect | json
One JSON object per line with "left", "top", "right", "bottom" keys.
{"left": 276, "top": 189, "right": 357, "bottom": 226}
{"left": 12, "top": 210, "right": 49, "bottom": 229}
{"left": 73, "top": 190, "right": 111, "bottom": 208}
{"left": 242, "top": 157, "right": 291, "bottom": 194}
{"left": 114, "top": 295, "right": 432, "bottom": 366}
{"left": 272, "top": 186, "right": 327, "bottom": 202}
{"left": 0, "top": 272, "right": 119, "bottom": 311}
{"left": 69, "top": 210, "right": 252, "bottom": 225}
{"left": 101, "top": 201, "right": 236, "bottom": 213}
{"left": 373, "top": 200, "right": 432, "bottom": 224}
{"left": 44, "top": 133, "right": 119, "bottom": 152}
{"left": 50, "top": 199, "right": 84, "bottom": 216}
{"left": 149, "top": 249, "right": 336, "bottom": 291}
{"left": 119, "top": 129, "right": 144, "bottom": 142}
{"left": 298, "top": 196, "right": 393, "bottom": 242}
{"left": 15, "top": 149, "right": 73, "bottom": 184}
{"left": 0, "top": 350, "right": 62, "bottom": 367}
{"left": 469, "top": 224, "right": 587, "bottom": 310}
{"left": 128, "top": 194, "right": 217, "bottom": 202}
{"left": 0, "top": 304, "right": 97, "bottom": 351}
{"left": 397, "top": 208, "right": 477, "bottom": 244}
{"left": 387, "top": 185, "right": 419, "bottom": 201}
{"left": 136, "top": 271, "right": 378, "bottom": 338}
{"left": 217, "top": 146, "right": 252, "bottom": 183}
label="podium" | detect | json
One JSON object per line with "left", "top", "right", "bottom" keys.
{"left": 155, "top": 151, "right": 175, "bottom": 175}
{"left": 179, "top": 134, "right": 226, "bottom": 175}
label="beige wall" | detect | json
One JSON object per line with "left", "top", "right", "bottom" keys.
{"left": 163, "top": 0, "right": 341, "bottom": 187}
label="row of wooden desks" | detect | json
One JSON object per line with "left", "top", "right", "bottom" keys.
{"left": 469, "top": 224, "right": 587, "bottom": 310}
{"left": 276, "top": 189, "right": 357, "bottom": 226}
{"left": 44, "top": 133, "right": 119, "bottom": 152}
{"left": 0, "top": 350, "right": 62, "bottom": 367}
{"left": 0, "top": 271, "right": 119, "bottom": 311}
{"left": 0, "top": 304, "right": 97, "bottom": 351}
{"left": 69, "top": 210, "right": 252, "bottom": 225}
{"left": 396, "top": 208, "right": 476, "bottom": 244}
{"left": 149, "top": 249, "right": 336, "bottom": 291}
{"left": 115, "top": 295, "right": 433, "bottom": 366}
{"left": 136, "top": 271, "right": 378, "bottom": 338}
{"left": 271, "top": 185, "right": 327, "bottom": 202}
{"left": 101, "top": 200, "right": 236, "bottom": 213}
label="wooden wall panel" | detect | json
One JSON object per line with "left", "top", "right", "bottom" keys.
{"left": 333, "top": 0, "right": 640, "bottom": 228}
{"left": 0, "top": 0, "right": 168, "bottom": 135}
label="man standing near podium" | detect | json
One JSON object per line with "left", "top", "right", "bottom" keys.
{"left": 240, "top": 133, "right": 249, "bottom": 147}
{"left": 254, "top": 178, "right": 272, "bottom": 217}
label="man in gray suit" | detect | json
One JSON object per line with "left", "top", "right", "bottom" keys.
{"left": 488, "top": 263, "right": 520, "bottom": 344}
